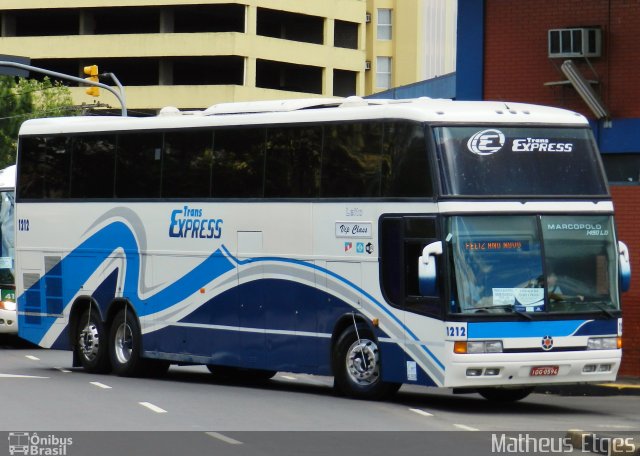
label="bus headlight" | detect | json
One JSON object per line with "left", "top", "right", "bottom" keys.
{"left": 587, "top": 337, "right": 618, "bottom": 350}
{"left": 455, "top": 340, "right": 503, "bottom": 354}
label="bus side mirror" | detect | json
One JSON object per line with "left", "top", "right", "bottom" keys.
{"left": 619, "top": 241, "right": 631, "bottom": 292}
{"left": 418, "top": 241, "right": 443, "bottom": 296}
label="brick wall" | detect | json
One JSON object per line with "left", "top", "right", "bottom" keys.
{"left": 611, "top": 186, "right": 640, "bottom": 377}
{"left": 484, "top": 0, "right": 640, "bottom": 119}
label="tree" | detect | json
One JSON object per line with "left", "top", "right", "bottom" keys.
{"left": 0, "top": 76, "right": 75, "bottom": 168}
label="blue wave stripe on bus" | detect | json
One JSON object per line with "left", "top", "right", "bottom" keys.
{"left": 19, "top": 220, "right": 445, "bottom": 374}
{"left": 467, "top": 319, "right": 616, "bottom": 339}
{"left": 220, "top": 245, "right": 446, "bottom": 372}
{"left": 571, "top": 319, "right": 618, "bottom": 336}
{"left": 18, "top": 221, "right": 235, "bottom": 343}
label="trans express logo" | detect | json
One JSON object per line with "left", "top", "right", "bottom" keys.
{"left": 467, "top": 129, "right": 575, "bottom": 156}
{"left": 541, "top": 335, "right": 554, "bottom": 351}
{"left": 467, "top": 129, "right": 506, "bottom": 155}
{"left": 169, "top": 206, "right": 223, "bottom": 239}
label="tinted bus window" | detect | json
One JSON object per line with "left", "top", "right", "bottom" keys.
{"left": 212, "top": 128, "right": 265, "bottom": 198}
{"left": 19, "top": 136, "right": 71, "bottom": 199}
{"left": 116, "top": 133, "right": 163, "bottom": 198}
{"left": 19, "top": 121, "right": 434, "bottom": 200}
{"left": 265, "top": 125, "right": 322, "bottom": 198}
{"left": 70, "top": 135, "right": 116, "bottom": 198}
{"left": 381, "top": 122, "right": 431, "bottom": 197}
{"left": 321, "top": 122, "right": 383, "bottom": 197}
{"left": 163, "top": 130, "right": 213, "bottom": 198}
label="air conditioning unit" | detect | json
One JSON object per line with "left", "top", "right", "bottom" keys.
{"left": 548, "top": 27, "right": 602, "bottom": 58}
{"left": 365, "top": 12, "right": 371, "bottom": 23}
{"left": 365, "top": 61, "right": 371, "bottom": 70}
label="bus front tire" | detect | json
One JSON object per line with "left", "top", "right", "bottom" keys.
{"left": 332, "top": 325, "right": 400, "bottom": 400}
{"left": 108, "top": 308, "right": 145, "bottom": 377}
{"left": 75, "top": 308, "right": 111, "bottom": 374}
{"left": 477, "top": 386, "right": 534, "bottom": 402}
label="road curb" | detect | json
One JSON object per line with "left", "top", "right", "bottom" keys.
{"left": 536, "top": 382, "right": 640, "bottom": 397}
{"left": 566, "top": 430, "right": 640, "bottom": 455}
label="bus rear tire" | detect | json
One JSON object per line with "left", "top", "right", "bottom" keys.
{"left": 75, "top": 308, "right": 111, "bottom": 374}
{"left": 109, "top": 308, "right": 145, "bottom": 377}
{"left": 477, "top": 386, "right": 534, "bottom": 402}
{"left": 332, "top": 325, "right": 400, "bottom": 400}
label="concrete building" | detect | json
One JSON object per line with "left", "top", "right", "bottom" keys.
{"left": 0, "top": 0, "right": 455, "bottom": 112}
{"left": 364, "top": 0, "right": 456, "bottom": 94}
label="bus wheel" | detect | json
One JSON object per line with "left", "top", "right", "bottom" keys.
{"left": 75, "top": 308, "right": 110, "bottom": 373}
{"left": 109, "top": 308, "right": 144, "bottom": 377}
{"left": 333, "top": 325, "right": 400, "bottom": 400}
{"left": 477, "top": 387, "right": 534, "bottom": 402}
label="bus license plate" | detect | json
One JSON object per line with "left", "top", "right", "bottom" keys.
{"left": 530, "top": 366, "right": 559, "bottom": 376}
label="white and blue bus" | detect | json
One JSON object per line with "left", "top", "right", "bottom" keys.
{"left": 15, "top": 97, "right": 631, "bottom": 401}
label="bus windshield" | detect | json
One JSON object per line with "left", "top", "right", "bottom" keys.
{"left": 434, "top": 126, "right": 608, "bottom": 197}
{"left": 448, "top": 215, "right": 620, "bottom": 315}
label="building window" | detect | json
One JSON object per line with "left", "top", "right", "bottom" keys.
{"left": 377, "top": 9, "right": 392, "bottom": 40}
{"left": 334, "top": 20, "right": 358, "bottom": 49}
{"left": 376, "top": 57, "right": 392, "bottom": 89}
{"left": 601, "top": 154, "right": 640, "bottom": 184}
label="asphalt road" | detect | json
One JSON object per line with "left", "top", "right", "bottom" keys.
{"left": 1, "top": 336, "right": 638, "bottom": 455}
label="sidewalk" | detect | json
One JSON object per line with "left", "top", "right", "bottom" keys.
{"left": 536, "top": 377, "right": 640, "bottom": 397}
{"left": 535, "top": 379, "right": 640, "bottom": 454}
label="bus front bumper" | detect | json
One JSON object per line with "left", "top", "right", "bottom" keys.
{"left": 444, "top": 350, "right": 621, "bottom": 388}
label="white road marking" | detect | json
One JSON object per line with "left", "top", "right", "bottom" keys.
{"left": 409, "top": 408, "right": 434, "bottom": 417}
{"left": 454, "top": 424, "right": 479, "bottom": 431}
{"left": 139, "top": 402, "right": 167, "bottom": 414}
{"left": 0, "top": 373, "right": 49, "bottom": 379}
{"left": 90, "top": 382, "right": 112, "bottom": 389}
{"left": 279, "top": 375, "right": 297, "bottom": 380}
{"left": 206, "top": 432, "right": 243, "bottom": 445}
{"left": 56, "top": 368, "right": 72, "bottom": 373}
{"left": 25, "top": 355, "right": 40, "bottom": 361}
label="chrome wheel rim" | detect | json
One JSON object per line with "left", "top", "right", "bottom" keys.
{"left": 114, "top": 322, "right": 133, "bottom": 365}
{"left": 345, "top": 338, "right": 380, "bottom": 385}
{"left": 79, "top": 321, "right": 100, "bottom": 361}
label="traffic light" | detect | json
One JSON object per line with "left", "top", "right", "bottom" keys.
{"left": 83, "top": 65, "right": 100, "bottom": 97}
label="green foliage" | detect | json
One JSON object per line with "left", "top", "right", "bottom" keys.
{"left": 0, "top": 76, "right": 75, "bottom": 168}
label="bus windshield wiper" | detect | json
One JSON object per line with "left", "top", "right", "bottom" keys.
{"left": 472, "top": 305, "right": 533, "bottom": 320}
{"left": 589, "top": 302, "right": 616, "bottom": 318}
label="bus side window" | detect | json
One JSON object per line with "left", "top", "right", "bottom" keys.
{"left": 380, "top": 215, "right": 442, "bottom": 318}
{"left": 404, "top": 217, "right": 442, "bottom": 318}
{"left": 71, "top": 134, "right": 117, "bottom": 198}
{"left": 19, "top": 136, "right": 72, "bottom": 199}
{"left": 116, "top": 132, "right": 163, "bottom": 198}
{"left": 382, "top": 122, "right": 433, "bottom": 197}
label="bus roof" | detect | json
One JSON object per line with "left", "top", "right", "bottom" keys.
{"left": 18, "top": 97, "right": 588, "bottom": 136}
